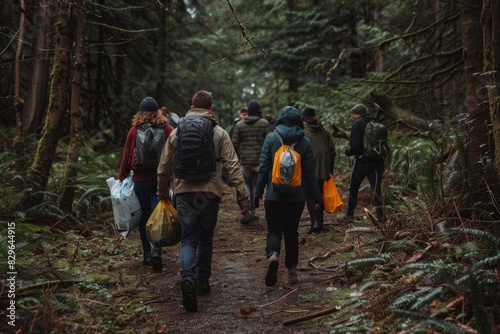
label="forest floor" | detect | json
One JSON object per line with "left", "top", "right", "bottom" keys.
{"left": 10, "top": 183, "right": 371, "bottom": 334}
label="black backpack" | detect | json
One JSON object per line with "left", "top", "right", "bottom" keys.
{"left": 134, "top": 123, "right": 167, "bottom": 169}
{"left": 174, "top": 116, "right": 216, "bottom": 181}
{"left": 362, "top": 120, "right": 389, "bottom": 159}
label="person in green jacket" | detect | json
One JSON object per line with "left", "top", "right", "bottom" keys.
{"left": 232, "top": 100, "right": 272, "bottom": 224}
{"left": 302, "top": 107, "right": 336, "bottom": 233}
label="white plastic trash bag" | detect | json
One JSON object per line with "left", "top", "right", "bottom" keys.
{"left": 107, "top": 174, "right": 142, "bottom": 237}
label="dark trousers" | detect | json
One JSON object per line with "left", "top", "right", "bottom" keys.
{"left": 264, "top": 200, "right": 305, "bottom": 269}
{"left": 346, "top": 159, "right": 384, "bottom": 220}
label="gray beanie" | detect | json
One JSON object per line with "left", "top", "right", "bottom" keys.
{"left": 139, "top": 97, "right": 159, "bottom": 112}
{"left": 351, "top": 104, "right": 368, "bottom": 115}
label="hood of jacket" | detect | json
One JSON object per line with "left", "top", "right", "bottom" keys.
{"left": 304, "top": 121, "right": 326, "bottom": 132}
{"left": 185, "top": 108, "right": 218, "bottom": 125}
{"left": 275, "top": 106, "right": 304, "bottom": 143}
{"left": 242, "top": 114, "right": 262, "bottom": 125}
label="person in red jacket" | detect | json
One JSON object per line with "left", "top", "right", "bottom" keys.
{"left": 119, "top": 97, "right": 173, "bottom": 271}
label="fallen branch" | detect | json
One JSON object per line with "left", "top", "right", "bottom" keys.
{"left": 240, "top": 288, "right": 298, "bottom": 316}
{"left": 281, "top": 306, "right": 341, "bottom": 326}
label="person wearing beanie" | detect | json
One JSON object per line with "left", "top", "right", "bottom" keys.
{"left": 232, "top": 99, "right": 272, "bottom": 224}
{"left": 119, "top": 96, "right": 173, "bottom": 272}
{"left": 344, "top": 103, "right": 385, "bottom": 223}
{"left": 302, "top": 107, "right": 336, "bottom": 234}
{"left": 254, "top": 106, "right": 322, "bottom": 286}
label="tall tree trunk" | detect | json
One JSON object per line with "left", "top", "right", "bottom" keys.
{"left": 13, "top": 0, "right": 26, "bottom": 168}
{"left": 21, "top": 1, "right": 74, "bottom": 208}
{"left": 156, "top": 0, "right": 167, "bottom": 103}
{"left": 482, "top": 0, "right": 500, "bottom": 180}
{"left": 433, "top": 0, "right": 443, "bottom": 104}
{"left": 25, "top": 0, "right": 56, "bottom": 133}
{"left": 460, "top": 0, "right": 491, "bottom": 185}
{"left": 60, "top": 0, "right": 87, "bottom": 213}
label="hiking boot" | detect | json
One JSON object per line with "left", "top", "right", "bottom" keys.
{"left": 265, "top": 252, "right": 279, "bottom": 287}
{"left": 181, "top": 278, "right": 198, "bottom": 312}
{"left": 151, "top": 245, "right": 163, "bottom": 272}
{"left": 287, "top": 266, "right": 299, "bottom": 285}
{"left": 196, "top": 281, "right": 211, "bottom": 296}
{"left": 143, "top": 252, "right": 152, "bottom": 266}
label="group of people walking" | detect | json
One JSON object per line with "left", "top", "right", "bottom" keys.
{"left": 118, "top": 91, "right": 386, "bottom": 313}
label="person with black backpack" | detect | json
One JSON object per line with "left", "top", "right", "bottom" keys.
{"left": 157, "top": 90, "right": 250, "bottom": 313}
{"left": 344, "top": 103, "right": 387, "bottom": 223}
{"left": 119, "top": 97, "right": 173, "bottom": 271}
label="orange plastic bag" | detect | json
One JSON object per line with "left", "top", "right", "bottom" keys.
{"left": 323, "top": 174, "right": 343, "bottom": 213}
{"left": 146, "top": 199, "right": 181, "bottom": 247}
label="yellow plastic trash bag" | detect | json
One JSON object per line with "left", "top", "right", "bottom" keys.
{"left": 146, "top": 199, "right": 181, "bottom": 247}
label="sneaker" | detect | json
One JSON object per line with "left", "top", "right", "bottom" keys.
{"left": 265, "top": 252, "right": 279, "bottom": 287}
{"left": 151, "top": 245, "right": 163, "bottom": 272}
{"left": 287, "top": 266, "right": 299, "bottom": 285}
{"left": 181, "top": 278, "right": 198, "bottom": 312}
{"left": 196, "top": 281, "right": 211, "bottom": 296}
{"left": 143, "top": 252, "right": 152, "bottom": 265}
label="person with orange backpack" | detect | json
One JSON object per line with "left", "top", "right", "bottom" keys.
{"left": 254, "top": 106, "right": 322, "bottom": 286}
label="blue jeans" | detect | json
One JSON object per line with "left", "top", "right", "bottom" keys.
{"left": 134, "top": 179, "right": 159, "bottom": 254}
{"left": 242, "top": 167, "right": 258, "bottom": 212}
{"left": 264, "top": 200, "right": 305, "bottom": 269}
{"left": 176, "top": 193, "right": 220, "bottom": 284}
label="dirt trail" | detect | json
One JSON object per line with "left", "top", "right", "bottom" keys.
{"left": 122, "top": 186, "right": 348, "bottom": 334}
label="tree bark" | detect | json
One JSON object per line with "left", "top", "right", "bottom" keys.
{"left": 460, "top": 0, "right": 491, "bottom": 183}
{"left": 60, "top": 0, "right": 87, "bottom": 213}
{"left": 13, "top": 0, "right": 26, "bottom": 168}
{"left": 25, "top": 0, "right": 56, "bottom": 133}
{"left": 482, "top": 0, "right": 500, "bottom": 180}
{"left": 22, "top": 1, "right": 74, "bottom": 208}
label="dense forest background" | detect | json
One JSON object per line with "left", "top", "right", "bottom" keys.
{"left": 1, "top": 0, "right": 500, "bottom": 332}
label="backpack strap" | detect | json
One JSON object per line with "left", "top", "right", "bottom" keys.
{"left": 274, "top": 131, "right": 298, "bottom": 148}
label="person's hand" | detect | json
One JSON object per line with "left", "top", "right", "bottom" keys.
{"left": 315, "top": 200, "right": 322, "bottom": 210}
{"left": 241, "top": 205, "right": 250, "bottom": 215}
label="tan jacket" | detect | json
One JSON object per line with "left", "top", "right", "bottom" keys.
{"left": 157, "top": 108, "right": 250, "bottom": 209}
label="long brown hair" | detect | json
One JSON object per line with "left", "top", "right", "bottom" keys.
{"left": 131, "top": 110, "right": 168, "bottom": 126}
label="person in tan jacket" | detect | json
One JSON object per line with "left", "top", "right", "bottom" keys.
{"left": 157, "top": 90, "right": 250, "bottom": 313}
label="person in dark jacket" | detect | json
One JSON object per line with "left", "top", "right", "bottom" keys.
{"left": 255, "top": 106, "right": 322, "bottom": 286}
{"left": 344, "top": 104, "right": 385, "bottom": 222}
{"left": 302, "top": 107, "right": 336, "bottom": 233}
{"left": 119, "top": 97, "right": 173, "bottom": 271}
{"left": 232, "top": 100, "right": 271, "bottom": 223}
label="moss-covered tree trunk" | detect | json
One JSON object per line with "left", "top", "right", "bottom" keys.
{"left": 21, "top": 1, "right": 73, "bottom": 208}
{"left": 13, "top": 0, "right": 26, "bottom": 169}
{"left": 60, "top": 0, "right": 87, "bottom": 213}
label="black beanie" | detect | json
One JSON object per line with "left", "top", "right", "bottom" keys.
{"left": 351, "top": 104, "right": 368, "bottom": 115}
{"left": 139, "top": 97, "right": 159, "bottom": 112}
{"left": 247, "top": 100, "right": 261, "bottom": 115}
{"left": 302, "top": 107, "right": 315, "bottom": 117}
